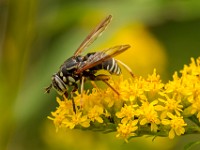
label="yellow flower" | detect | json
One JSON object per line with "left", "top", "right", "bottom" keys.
{"left": 103, "top": 88, "right": 120, "bottom": 108}
{"left": 139, "top": 100, "right": 160, "bottom": 132}
{"left": 189, "top": 94, "right": 200, "bottom": 121}
{"left": 156, "top": 93, "right": 183, "bottom": 119}
{"left": 116, "top": 104, "right": 138, "bottom": 123}
{"left": 179, "top": 57, "right": 200, "bottom": 120}
{"left": 165, "top": 57, "right": 200, "bottom": 97}
{"left": 48, "top": 57, "right": 200, "bottom": 141}
{"left": 165, "top": 72, "right": 183, "bottom": 94}
{"left": 56, "top": 97, "right": 74, "bottom": 113}
{"left": 111, "top": 76, "right": 145, "bottom": 103}
{"left": 74, "top": 89, "right": 101, "bottom": 109}
{"left": 48, "top": 111, "right": 66, "bottom": 131}
{"left": 143, "top": 69, "right": 164, "bottom": 99}
{"left": 48, "top": 97, "right": 90, "bottom": 130}
{"left": 63, "top": 111, "right": 90, "bottom": 129}
{"left": 162, "top": 113, "right": 187, "bottom": 139}
{"left": 47, "top": 97, "right": 74, "bottom": 130}
{"left": 87, "top": 105, "right": 104, "bottom": 123}
{"left": 181, "top": 57, "right": 200, "bottom": 76}
{"left": 128, "top": 77, "right": 147, "bottom": 102}
{"left": 116, "top": 120, "right": 138, "bottom": 143}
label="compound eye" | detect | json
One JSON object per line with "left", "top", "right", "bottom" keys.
{"left": 51, "top": 74, "right": 68, "bottom": 96}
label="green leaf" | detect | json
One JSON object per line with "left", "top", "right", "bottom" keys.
{"left": 188, "top": 115, "right": 200, "bottom": 126}
{"left": 184, "top": 140, "right": 200, "bottom": 150}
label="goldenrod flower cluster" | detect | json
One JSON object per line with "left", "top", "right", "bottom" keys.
{"left": 48, "top": 57, "right": 200, "bottom": 142}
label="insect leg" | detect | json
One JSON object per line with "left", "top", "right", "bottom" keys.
{"left": 93, "top": 74, "right": 120, "bottom": 95}
{"left": 102, "top": 79, "right": 120, "bottom": 95}
{"left": 70, "top": 92, "right": 76, "bottom": 113}
{"left": 90, "top": 81, "right": 98, "bottom": 89}
{"left": 115, "top": 59, "right": 135, "bottom": 78}
{"left": 80, "top": 76, "right": 85, "bottom": 108}
{"left": 63, "top": 92, "right": 68, "bottom": 99}
{"left": 63, "top": 91, "right": 76, "bottom": 113}
{"left": 69, "top": 85, "right": 78, "bottom": 113}
{"left": 90, "top": 81, "right": 101, "bottom": 93}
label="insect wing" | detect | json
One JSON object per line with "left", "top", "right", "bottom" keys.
{"left": 75, "top": 44, "right": 131, "bottom": 74}
{"left": 73, "top": 15, "right": 112, "bottom": 57}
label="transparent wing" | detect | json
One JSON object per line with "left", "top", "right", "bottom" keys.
{"left": 75, "top": 44, "right": 131, "bottom": 74}
{"left": 73, "top": 15, "right": 112, "bottom": 57}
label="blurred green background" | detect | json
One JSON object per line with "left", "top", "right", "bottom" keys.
{"left": 1, "top": 0, "right": 200, "bottom": 150}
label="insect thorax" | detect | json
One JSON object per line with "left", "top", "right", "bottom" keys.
{"left": 53, "top": 52, "right": 121, "bottom": 95}
{"left": 59, "top": 56, "right": 82, "bottom": 84}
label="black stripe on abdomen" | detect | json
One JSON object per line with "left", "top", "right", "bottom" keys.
{"left": 102, "top": 58, "right": 121, "bottom": 75}
{"left": 89, "top": 57, "right": 121, "bottom": 75}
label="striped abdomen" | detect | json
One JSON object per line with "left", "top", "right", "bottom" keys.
{"left": 91, "top": 58, "right": 121, "bottom": 75}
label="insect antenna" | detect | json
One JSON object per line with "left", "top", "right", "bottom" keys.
{"left": 45, "top": 84, "right": 52, "bottom": 94}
